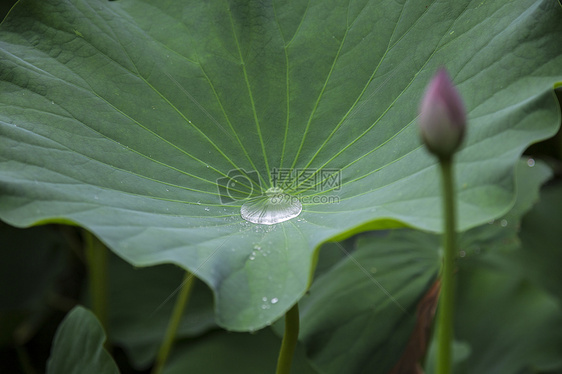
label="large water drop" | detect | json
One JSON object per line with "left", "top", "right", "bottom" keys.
{"left": 241, "top": 187, "right": 302, "bottom": 225}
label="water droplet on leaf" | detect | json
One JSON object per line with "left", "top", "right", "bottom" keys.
{"left": 241, "top": 187, "right": 302, "bottom": 225}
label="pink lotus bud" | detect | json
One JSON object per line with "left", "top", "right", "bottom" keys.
{"left": 418, "top": 68, "right": 466, "bottom": 158}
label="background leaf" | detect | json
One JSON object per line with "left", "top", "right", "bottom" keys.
{"left": 46, "top": 306, "right": 119, "bottom": 374}
{"left": 162, "top": 328, "right": 318, "bottom": 374}
{"left": 516, "top": 182, "right": 562, "bottom": 304}
{"left": 0, "top": 224, "right": 67, "bottom": 312}
{"left": 299, "top": 230, "right": 440, "bottom": 374}
{"left": 0, "top": 224, "right": 75, "bottom": 373}
{"left": 447, "top": 251, "right": 562, "bottom": 374}
{"left": 104, "top": 253, "right": 216, "bottom": 368}
{"left": 298, "top": 159, "right": 552, "bottom": 374}
{"left": 423, "top": 165, "right": 562, "bottom": 374}
{"left": 1, "top": 0, "right": 561, "bottom": 330}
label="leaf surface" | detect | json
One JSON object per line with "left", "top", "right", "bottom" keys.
{"left": 47, "top": 306, "right": 119, "bottom": 374}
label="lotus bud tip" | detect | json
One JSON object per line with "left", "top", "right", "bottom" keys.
{"left": 418, "top": 68, "right": 466, "bottom": 159}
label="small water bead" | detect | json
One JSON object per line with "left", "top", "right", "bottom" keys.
{"left": 204, "top": 207, "right": 210, "bottom": 212}
{"left": 270, "top": 298, "right": 279, "bottom": 304}
{"left": 527, "top": 158, "right": 535, "bottom": 167}
{"left": 500, "top": 219, "right": 508, "bottom": 227}
{"left": 241, "top": 187, "right": 302, "bottom": 225}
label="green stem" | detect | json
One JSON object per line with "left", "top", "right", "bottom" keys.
{"left": 436, "top": 157, "right": 457, "bottom": 374}
{"left": 276, "top": 303, "right": 300, "bottom": 374}
{"left": 84, "top": 231, "right": 108, "bottom": 331}
{"left": 152, "top": 272, "right": 195, "bottom": 374}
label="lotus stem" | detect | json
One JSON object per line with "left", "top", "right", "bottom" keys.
{"left": 436, "top": 156, "right": 457, "bottom": 374}
{"left": 276, "top": 303, "right": 300, "bottom": 374}
{"left": 152, "top": 271, "right": 195, "bottom": 374}
{"left": 84, "top": 231, "right": 108, "bottom": 332}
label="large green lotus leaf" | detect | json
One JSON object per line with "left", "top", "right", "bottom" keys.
{"left": 47, "top": 306, "right": 120, "bottom": 374}
{"left": 1, "top": 0, "right": 561, "bottom": 330}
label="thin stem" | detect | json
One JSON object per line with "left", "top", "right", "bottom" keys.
{"left": 84, "top": 231, "right": 108, "bottom": 331}
{"left": 276, "top": 303, "right": 300, "bottom": 374}
{"left": 152, "top": 272, "right": 195, "bottom": 374}
{"left": 436, "top": 157, "right": 456, "bottom": 374}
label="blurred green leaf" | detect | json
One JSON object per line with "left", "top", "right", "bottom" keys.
{"left": 300, "top": 159, "right": 552, "bottom": 373}
{"left": 0, "top": 224, "right": 72, "bottom": 354}
{"left": 422, "top": 165, "right": 562, "bottom": 374}
{"left": 452, "top": 253, "right": 562, "bottom": 373}
{"left": 517, "top": 182, "right": 562, "bottom": 303}
{"left": 104, "top": 254, "right": 216, "bottom": 368}
{"left": 0, "top": 224, "right": 67, "bottom": 311}
{"left": 163, "top": 329, "right": 317, "bottom": 374}
{"left": 424, "top": 339, "right": 472, "bottom": 374}
{"left": 299, "top": 230, "right": 440, "bottom": 374}
{"left": 46, "top": 306, "right": 119, "bottom": 374}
